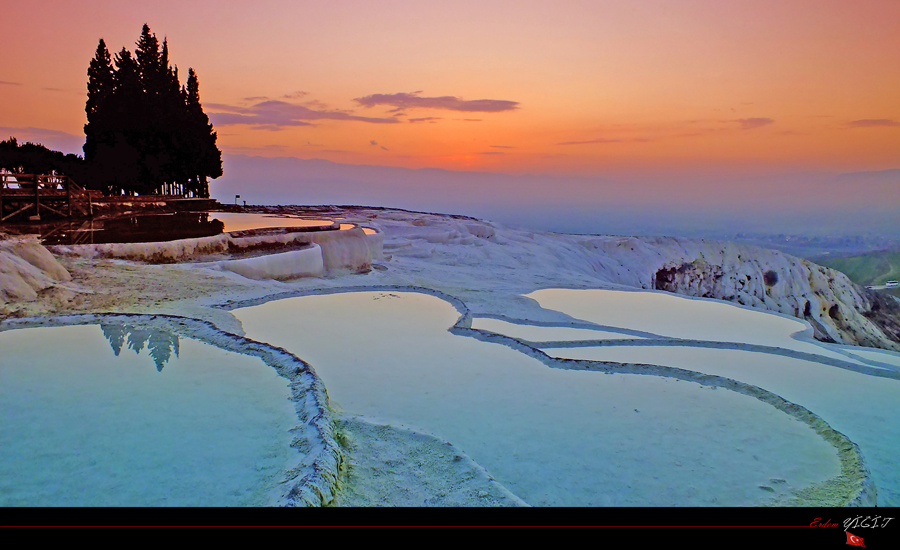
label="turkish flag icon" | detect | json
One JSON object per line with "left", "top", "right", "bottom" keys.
{"left": 846, "top": 532, "right": 865, "bottom": 547}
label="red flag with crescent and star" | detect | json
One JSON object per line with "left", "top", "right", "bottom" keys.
{"left": 846, "top": 532, "right": 865, "bottom": 547}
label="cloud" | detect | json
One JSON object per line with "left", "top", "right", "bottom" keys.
{"left": 381, "top": 146, "right": 388, "bottom": 151}
{"left": 0, "top": 80, "right": 22, "bottom": 86}
{"left": 490, "top": 145, "right": 515, "bottom": 149}
{"left": 409, "top": 117, "right": 442, "bottom": 123}
{"left": 735, "top": 117, "right": 774, "bottom": 129}
{"left": 370, "top": 140, "right": 378, "bottom": 145}
{"left": 208, "top": 99, "right": 399, "bottom": 130}
{"left": 354, "top": 91, "right": 519, "bottom": 112}
{"left": 461, "top": 119, "right": 482, "bottom": 122}
{"left": 303, "top": 99, "right": 330, "bottom": 110}
{"left": 243, "top": 96, "right": 269, "bottom": 102}
{"left": 557, "top": 138, "right": 622, "bottom": 145}
{"left": 476, "top": 151, "right": 505, "bottom": 155}
{"left": 221, "top": 144, "right": 287, "bottom": 154}
{"left": 847, "top": 119, "right": 900, "bottom": 128}
{"left": 41, "top": 87, "right": 81, "bottom": 94}
{"left": 283, "top": 91, "right": 309, "bottom": 99}
{"left": 557, "top": 136, "right": 656, "bottom": 145}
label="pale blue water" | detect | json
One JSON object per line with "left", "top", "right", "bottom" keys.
{"left": 0, "top": 324, "right": 298, "bottom": 507}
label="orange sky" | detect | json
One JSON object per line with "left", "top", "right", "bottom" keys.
{"left": 1, "top": 0, "right": 898, "bottom": 176}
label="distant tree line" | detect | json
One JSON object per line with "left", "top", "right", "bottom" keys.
{"left": 0, "top": 25, "right": 222, "bottom": 197}
{"left": 0, "top": 137, "right": 89, "bottom": 180}
{"left": 84, "top": 24, "right": 222, "bottom": 196}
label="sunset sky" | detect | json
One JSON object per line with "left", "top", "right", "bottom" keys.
{"left": 2, "top": 0, "right": 898, "bottom": 177}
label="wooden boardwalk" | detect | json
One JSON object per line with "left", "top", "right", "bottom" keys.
{"left": 0, "top": 173, "right": 98, "bottom": 223}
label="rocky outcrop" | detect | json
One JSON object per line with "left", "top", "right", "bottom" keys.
{"left": 0, "top": 232, "right": 72, "bottom": 304}
{"left": 646, "top": 241, "right": 899, "bottom": 351}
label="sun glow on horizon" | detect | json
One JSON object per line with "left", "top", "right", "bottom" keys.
{"left": 1, "top": 0, "right": 898, "bottom": 179}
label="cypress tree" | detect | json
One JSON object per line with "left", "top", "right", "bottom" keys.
{"left": 184, "top": 68, "right": 222, "bottom": 197}
{"left": 106, "top": 47, "right": 143, "bottom": 194}
{"left": 158, "top": 39, "right": 185, "bottom": 194}
{"left": 135, "top": 25, "right": 166, "bottom": 192}
{"left": 82, "top": 25, "right": 222, "bottom": 196}
{"left": 83, "top": 39, "right": 114, "bottom": 181}
{"left": 135, "top": 24, "right": 162, "bottom": 98}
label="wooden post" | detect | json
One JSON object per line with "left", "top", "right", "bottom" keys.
{"left": 33, "top": 174, "right": 41, "bottom": 220}
{"left": 67, "top": 177, "right": 73, "bottom": 217}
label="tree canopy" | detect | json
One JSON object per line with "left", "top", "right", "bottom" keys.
{"left": 83, "top": 24, "right": 222, "bottom": 196}
{"left": 0, "top": 137, "right": 88, "bottom": 179}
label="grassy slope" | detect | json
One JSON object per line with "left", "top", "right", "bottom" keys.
{"left": 818, "top": 249, "right": 900, "bottom": 298}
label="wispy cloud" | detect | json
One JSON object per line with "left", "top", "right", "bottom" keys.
{"left": 354, "top": 91, "right": 519, "bottom": 113}
{"left": 283, "top": 91, "right": 309, "bottom": 99}
{"left": 558, "top": 138, "right": 622, "bottom": 145}
{"left": 409, "top": 117, "right": 442, "bottom": 123}
{"left": 221, "top": 143, "right": 287, "bottom": 155}
{"left": 847, "top": 119, "right": 899, "bottom": 128}
{"left": 303, "top": 99, "right": 330, "bottom": 110}
{"left": 490, "top": 145, "right": 515, "bottom": 149}
{"left": 557, "top": 135, "right": 657, "bottom": 145}
{"left": 42, "top": 87, "right": 81, "bottom": 94}
{"left": 735, "top": 117, "right": 774, "bottom": 129}
{"left": 476, "top": 151, "right": 505, "bottom": 155}
{"left": 0, "top": 80, "right": 22, "bottom": 86}
{"left": 461, "top": 119, "right": 482, "bottom": 122}
{"left": 208, "top": 100, "right": 399, "bottom": 130}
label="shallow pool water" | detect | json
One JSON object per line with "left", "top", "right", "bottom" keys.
{"left": 470, "top": 317, "right": 649, "bottom": 342}
{"left": 527, "top": 289, "right": 809, "bottom": 346}
{"left": 233, "top": 291, "right": 842, "bottom": 506}
{"left": 843, "top": 348, "right": 900, "bottom": 368}
{"left": 525, "top": 288, "right": 876, "bottom": 366}
{"left": 38, "top": 212, "right": 337, "bottom": 245}
{"left": 541, "top": 343, "right": 900, "bottom": 506}
{"left": 339, "top": 223, "right": 377, "bottom": 235}
{"left": 211, "top": 212, "right": 335, "bottom": 232}
{"left": 0, "top": 323, "right": 298, "bottom": 506}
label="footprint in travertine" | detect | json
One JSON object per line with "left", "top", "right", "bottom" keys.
{"left": 331, "top": 416, "right": 527, "bottom": 507}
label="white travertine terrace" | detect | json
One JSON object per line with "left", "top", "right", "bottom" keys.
{"left": 2, "top": 207, "right": 898, "bottom": 506}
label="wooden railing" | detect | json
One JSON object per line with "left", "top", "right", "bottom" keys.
{"left": 0, "top": 174, "right": 94, "bottom": 222}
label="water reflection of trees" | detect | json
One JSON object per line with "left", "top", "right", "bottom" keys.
{"left": 100, "top": 323, "right": 180, "bottom": 371}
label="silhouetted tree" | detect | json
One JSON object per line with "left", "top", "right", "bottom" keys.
{"left": 0, "top": 137, "right": 87, "bottom": 180}
{"left": 81, "top": 24, "right": 222, "bottom": 196}
{"left": 183, "top": 68, "right": 222, "bottom": 197}
{"left": 84, "top": 39, "right": 114, "bottom": 165}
